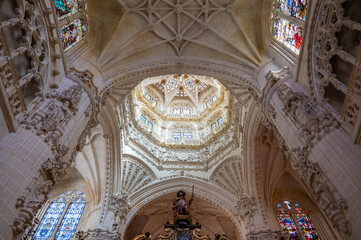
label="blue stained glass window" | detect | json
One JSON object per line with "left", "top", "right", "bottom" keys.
{"left": 33, "top": 198, "right": 66, "bottom": 239}
{"left": 211, "top": 122, "right": 217, "bottom": 130}
{"left": 54, "top": 0, "right": 81, "bottom": 20}
{"left": 173, "top": 132, "right": 181, "bottom": 140}
{"left": 55, "top": 198, "right": 85, "bottom": 240}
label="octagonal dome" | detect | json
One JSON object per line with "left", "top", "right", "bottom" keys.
{"left": 132, "top": 74, "right": 232, "bottom": 148}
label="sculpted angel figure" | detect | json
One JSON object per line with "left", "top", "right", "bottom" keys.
{"left": 172, "top": 186, "right": 194, "bottom": 217}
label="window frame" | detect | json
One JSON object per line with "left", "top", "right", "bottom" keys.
{"left": 275, "top": 200, "right": 321, "bottom": 240}
{"left": 271, "top": 0, "right": 308, "bottom": 62}
{"left": 52, "top": 0, "right": 88, "bottom": 55}
{"left": 32, "top": 190, "right": 88, "bottom": 240}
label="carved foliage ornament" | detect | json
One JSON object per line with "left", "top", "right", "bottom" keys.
{"left": 235, "top": 192, "right": 256, "bottom": 220}
{"left": 12, "top": 84, "right": 91, "bottom": 238}
{"left": 277, "top": 84, "right": 339, "bottom": 146}
{"left": 111, "top": 191, "right": 131, "bottom": 232}
{"left": 274, "top": 84, "right": 351, "bottom": 235}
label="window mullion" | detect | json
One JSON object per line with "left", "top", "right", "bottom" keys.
{"left": 290, "top": 210, "right": 306, "bottom": 240}
{"left": 51, "top": 202, "right": 71, "bottom": 240}
{"left": 275, "top": 10, "right": 304, "bottom": 27}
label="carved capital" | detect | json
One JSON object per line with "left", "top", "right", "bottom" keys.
{"left": 111, "top": 191, "right": 131, "bottom": 231}
{"left": 235, "top": 192, "right": 256, "bottom": 219}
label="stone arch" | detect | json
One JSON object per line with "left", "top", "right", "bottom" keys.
{"left": 125, "top": 177, "right": 241, "bottom": 237}
{"left": 99, "top": 59, "right": 261, "bottom": 105}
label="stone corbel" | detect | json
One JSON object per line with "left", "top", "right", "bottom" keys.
{"left": 260, "top": 67, "right": 292, "bottom": 128}
{"left": 276, "top": 84, "right": 339, "bottom": 147}
{"left": 110, "top": 191, "right": 131, "bottom": 232}
{"left": 67, "top": 68, "right": 100, "bottom": 127}
{"left": 235, "top": 191, "right": 256, "bottom": 221}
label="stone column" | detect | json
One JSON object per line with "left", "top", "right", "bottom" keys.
{"left": 0, "top": 76, "right": 96, "bottom": 240}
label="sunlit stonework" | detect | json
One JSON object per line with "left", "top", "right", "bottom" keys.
{"left": 132, "top": 74, "right": 231, "bottom": 147}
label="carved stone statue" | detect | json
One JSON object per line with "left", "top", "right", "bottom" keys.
{"left": 172, "top": 186, "right": 194, "bottom": 217}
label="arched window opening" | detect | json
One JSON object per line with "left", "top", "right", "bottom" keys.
{"left": 32, "top": 190, "right": 86, "bottom": 240}
{"left": 273, "top": 0, "right": 308, "bottom": 54}
{"left": 53, "top": 0, "right": 87, "bottom": 52}
{"left": 276, "top": 201, "right": 320, "bottom": 240}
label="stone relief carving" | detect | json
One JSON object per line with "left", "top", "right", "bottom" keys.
{"left": 12, "top": 69, "right": 100, "bottom": 238}
{"left": 0, "top": 0, "right": 65, "bottom": 131}
{"left": 75, "top": 228, "right": 119, "bottom": 240}
{"left": 22, "top": 84, "right": 83, "bottom": 148}
{"left": 110, "top": 191, "right": 131, "bottom": 233}
{"left": 307, "top": 0, "right": 361, "bottom": 142}
{"left": 235, "top": 192, "right": 256, "bottom": 220}
{"left": 121, "top": 159, "right": 154, "bottom": 194}
{"left": 277, "top": 84, "right": 339, "bottom": 146}
{"left": 210, "top": 157, "right": 243, "bottom": 196}
{"left": 262, "top": 87, "right": 351, "bottom": 236}
{"left": 287, "top": 146, "right": 351, "bottom": 235}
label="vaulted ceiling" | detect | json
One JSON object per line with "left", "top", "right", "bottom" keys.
{"left": 86, "top": 0, "right": 267, "bottom": 77}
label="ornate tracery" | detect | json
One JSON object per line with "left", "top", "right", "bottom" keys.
{"left": 32, "top": 190, "right": 86, "bottom": 240}
{"left": 276, "top": 201, "right": 320, "bottom": 240}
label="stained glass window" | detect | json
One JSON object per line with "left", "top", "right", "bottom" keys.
{"left": 55, "top": 198, "right": 86, "bottom": 240}
{"left": 276, "top": 201, "right": 320, "bottom": 240}
{"left": 174, "top": 107, "right": 181, "bottom": 115}
{"left": 277, "top": 208, "right": 301, "bottom": 239}
{"left": 140, "top": 114, "right": 146, "bottom": 123}
{"left": 54, "top": 0, "right": 81, "bottom": 20}
{"left": 61, "top": 19, "right": 86, "bottom": 52}
{"left": 173, "top": 132, "right": 181, "bottom": 140}
{"left": 273, "top": 0, "right": 306, "bottom": 55}
{"left": 147, "top": 120, "right": 153, "bottom": 130}
{"left": 33, "top": 198, "right": 66, "bottom": 239}
{"left": 274, "top": 18, "right": 302, "bottom": 54}
{"left": 217, "top": 117, "right": 223, "bottom": 126}
{"left": 211, "top": 122, "right": 217, "bottom": 130}
{"left": 295, "top": 208, "right": 320, "bottom": 240}
{"left": 33, "top": 191, "right": 86, "bottom": 240}
{"left": 276, "top": 0, "right": 308, "bottom": 21}
{"left": 183, "top": 132, "right": 192, "bottom": 141}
